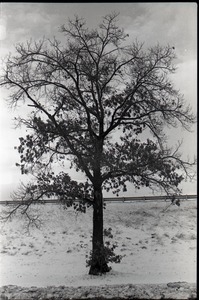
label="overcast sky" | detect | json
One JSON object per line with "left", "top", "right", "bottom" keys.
{"left": 0, "top": 2, "right": 197, "bottom": 199}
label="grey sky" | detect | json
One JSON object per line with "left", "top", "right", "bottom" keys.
{"left": 0, "top": 2, "right": 197, "bottom": 199}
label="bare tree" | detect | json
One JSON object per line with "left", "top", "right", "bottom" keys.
{"left": 0, "top": 13, "right": 196, "bottom": 275}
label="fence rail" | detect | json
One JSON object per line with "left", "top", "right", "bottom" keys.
{"left": 0, "top": 194, "right": 197, "bottom": 205}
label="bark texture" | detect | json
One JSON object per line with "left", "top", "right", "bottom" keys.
{"left": 89, "top": 186, "right": 110, "bottom": 275}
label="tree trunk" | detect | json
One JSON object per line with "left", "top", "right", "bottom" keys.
{"left": 89, "top": 185, "right": 110, "bottom": 275}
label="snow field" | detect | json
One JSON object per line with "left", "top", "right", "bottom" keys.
{"left": 0, "top": 200, "right": 196, "bottom": 288}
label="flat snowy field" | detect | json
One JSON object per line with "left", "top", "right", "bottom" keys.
{"left": 0, "top": 200, "right": 196, "bottom": 288}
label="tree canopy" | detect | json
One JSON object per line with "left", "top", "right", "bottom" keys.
{"left": 1, "top": 14, "right": 195, "bottom": 200}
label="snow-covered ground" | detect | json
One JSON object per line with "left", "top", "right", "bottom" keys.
{"left": 0, "top": 200, "right": 196, "bottom": 288}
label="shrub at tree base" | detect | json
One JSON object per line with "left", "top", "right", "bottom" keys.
{"left": 86, "top": 228, "right": 123, "bottom": 274}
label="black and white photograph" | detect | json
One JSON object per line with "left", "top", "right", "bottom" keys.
{"left": 0, "top": 2, "right": 197, "bottom": 299}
